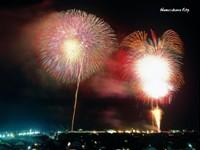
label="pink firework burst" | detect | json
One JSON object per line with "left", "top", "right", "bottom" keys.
{"left": 36, "top": 9, "right": 117, "bottom": 84}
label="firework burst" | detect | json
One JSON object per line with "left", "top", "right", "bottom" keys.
{"left": 36, "top": 9, "right": 117, "bottom": 84}
{"left": 121, "top": 30, "right": 184, "bottom": 132}
{"left": 121, "top": 29, "right": 184, "bottom": 102}
{"left": 36, "top": 9, "right": 117, "bottom": 131}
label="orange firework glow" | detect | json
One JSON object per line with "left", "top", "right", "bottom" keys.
{"left": 121, "top": 29, "right": 184, "bottom": 103}
{"left": 151, "top": 107, "right": 162, "bottom": 132}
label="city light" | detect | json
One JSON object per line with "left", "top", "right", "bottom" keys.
{"left": 0, "top": 129, "right": 40, "bottom": 139}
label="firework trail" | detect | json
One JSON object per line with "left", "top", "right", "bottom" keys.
{"left": 36, "top": 10, "right": 117, "bottom": 130}
{"left": 121, "top": 29, "right": 184, "bottom": 131}
{"left": 151, "top": 106, "right": 162, "bottom": 132}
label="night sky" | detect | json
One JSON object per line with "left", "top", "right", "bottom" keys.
{"left": 0, "top": 0, "right": 198, "bottom": 132}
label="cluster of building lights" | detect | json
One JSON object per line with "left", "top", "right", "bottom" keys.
{"left": 106, "top": 129, "right": 155, "bottom": 134}
{"left": 0, "top": 129, "right": 194, "bottom": 139}
{"left": 0, "top": 129, "right": 40, "bottom": 139}
{"left": 67, "top": 129, "right": 156, "bottom": 134}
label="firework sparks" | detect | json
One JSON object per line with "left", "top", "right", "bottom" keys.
{"left": 151, "top": 107, "right": 162, "bottom": 132}
{"left": 36, "top": 9, "right": 117, "bottom": 130}
{"left": 121, "top": 29, "right": 183, "bottom": 102}
{"left": 36, "top": 9, "right": 117, "bottom": 84}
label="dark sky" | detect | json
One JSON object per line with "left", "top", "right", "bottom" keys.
{"left": 0, "top": 0, "right": 198, "bottom": 132}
